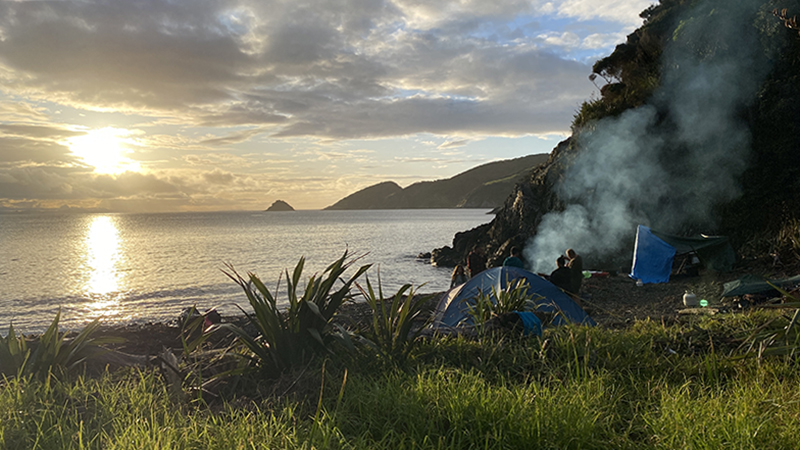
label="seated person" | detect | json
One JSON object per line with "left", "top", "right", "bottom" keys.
{"left": 502, "top": 246, "right": 525, "bottom": 268}
{"left": 548, "top": 256, "right": 573, "bottom": 293}
{"left": 450, "top": 264, "right": 468, "bottom": 288}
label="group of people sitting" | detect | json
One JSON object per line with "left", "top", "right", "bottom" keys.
{"left": 449, "top": 246, "right": 584, "bottom": 296}
{"left": 546, "top": 249, "right": 583, "bottom": 295}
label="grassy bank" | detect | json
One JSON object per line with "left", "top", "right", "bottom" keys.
{"left": 3, "top": 310, "right": 800, "bottom": 449}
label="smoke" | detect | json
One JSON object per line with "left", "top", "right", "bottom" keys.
{"left": 526, "top": 0, "right": 769, "bottom": 272}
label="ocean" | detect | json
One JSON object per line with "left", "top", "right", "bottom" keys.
{"left": 0, "top": 209, "right": 491, "bottom": 333}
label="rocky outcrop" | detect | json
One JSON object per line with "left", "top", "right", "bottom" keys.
{"left": 265, "top": 200, "right": 295, "bottom": 211}
{"left": 431, "top": 139, "right": 575, "bottom": 268}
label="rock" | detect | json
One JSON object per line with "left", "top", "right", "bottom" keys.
{"left": 430, "top": 246, "right": 459, "bottom": 267}
{"left": 266, "top": 200, "right": 295, "bottom": 211}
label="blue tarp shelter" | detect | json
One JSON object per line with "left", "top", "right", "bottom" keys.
{"left": 432, "top": 266, "right": 595, "bottom": 329}
{"left": 630, "top": 225, "right": 736, "bottom": 284}
{"left": 630, "top": 226, "right": 676, "bottom": 284}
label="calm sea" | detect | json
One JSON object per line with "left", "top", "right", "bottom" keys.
{"left": 0, "top": 209, "right": 490, "bottom": 333}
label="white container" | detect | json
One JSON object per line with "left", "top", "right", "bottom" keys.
{"left": 683, "top": 291, "right": 698, "bottom": 307}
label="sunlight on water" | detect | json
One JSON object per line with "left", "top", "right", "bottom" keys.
{"left": 1, "top": 210, "right": 492, "bottom": 331}
{"left": 82, "top": 215, "right": 125, "bottom": 318}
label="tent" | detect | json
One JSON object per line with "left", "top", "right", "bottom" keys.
{"left": 722, "top": 274, "right": 800, "bottom": 297}
{"left": 630, "top": 225, "right": 736, "bottom": 284}
{"left": 432, "top": 266, "right": 596, "bottom": 329}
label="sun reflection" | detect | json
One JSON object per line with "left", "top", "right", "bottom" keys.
{"left": 82, "top": 215, "right": 126, "bottom": 318}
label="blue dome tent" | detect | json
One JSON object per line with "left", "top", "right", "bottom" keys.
{"left": 432, "top": 266, "right": 596, "bottom": 330}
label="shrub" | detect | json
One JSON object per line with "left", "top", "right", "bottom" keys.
{"left": 357, "top": 275, "right": 433, "bottom": 366}
{"left": 218, "top": 251, "right": 371, "bottom": 374}
{"left": 0, "top": 309, "right": 118, "bottom": 379}
{"left": 467, "top": 278, "right": 541, "bottom": 330}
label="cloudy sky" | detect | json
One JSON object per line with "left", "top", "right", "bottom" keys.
{"left": 0, "top": 0, "right": 655, "bottom": 212}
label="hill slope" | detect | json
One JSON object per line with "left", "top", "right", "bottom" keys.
{"left": 324, "top": 182, "right": 403, "bottom": 210}
{"left": 325, "top": 154, "right": 548, "bottom": 210}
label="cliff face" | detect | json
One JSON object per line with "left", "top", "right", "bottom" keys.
{"left": 433, "top": 0, "right": 800, "bottom": 270}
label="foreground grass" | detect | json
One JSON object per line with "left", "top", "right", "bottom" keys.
{"left": 3, "top": 311, "right": 800, "bottom": 449}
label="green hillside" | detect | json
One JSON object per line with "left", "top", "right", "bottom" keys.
{"left": 324, "top": 154, "right": 549, "bottom": 210}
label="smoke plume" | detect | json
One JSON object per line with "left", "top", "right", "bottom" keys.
{"left": 526, "top": 0, "right": 769, "bottom": 273}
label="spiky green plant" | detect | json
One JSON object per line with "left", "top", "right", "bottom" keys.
{"left": 219, "top": 251, "right": 371, "bottom": 374}
{"left": 1, "top": 309, "right": 119, "bottom": 379}
{"left": 357, "top": 275, "right": 433, "bottom": 365}
{"left": 467, "top": 278, "right": 541, "bottom": 329}
{"left": 0, "top": 323, "right": 30, "bottom": 378}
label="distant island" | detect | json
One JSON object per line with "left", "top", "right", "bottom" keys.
{"left": 325, "top": 154, "right": 548, "bottom": 210}
{"left": 265, "top": 200, "right": 295, "bottom": 211}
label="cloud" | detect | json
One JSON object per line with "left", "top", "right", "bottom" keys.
{"left": 438, "top": 139, "right": 471, "bottom": 149}
{"left": 198, "top": 127, "right": 268, "bottom": 146}
{"left": 0, "top": 0, "right": 614, "bottom": 141}
{"left": 201, "top": 169, "right": 237, "bottom": 185}
{"left": 0, "top": 124, "right": 82, "bottom": 165}
{"left": 581, "top": 32, "right": 627, "bottom": 50}
{"left": 0, "top": 0, "right": 650, "bottom": 210}
{"left": 556, "top": 0, "right": 656, "bottom": 25}
{"left": 0, "top": 101, "right": 51, "bottom": 122}
{"left": 538, "top": 31, "right": 582, "bottom": 48}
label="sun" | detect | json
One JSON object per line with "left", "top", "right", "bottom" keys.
{"left": 68, "top": 127, "right": 141, "bottom": 175}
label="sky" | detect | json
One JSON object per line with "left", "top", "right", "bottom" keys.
{"left": 0, "top": 0, "right": 656, "bottom": 212}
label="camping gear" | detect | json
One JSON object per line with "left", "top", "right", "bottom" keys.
{"left": 722, "top": 274, "right": 800, "bottom": 297}
{"left": 432, "top": 266, "right": 596, "bottom": 330}
{"left": 515, "top": 311, "right": 542, "bottom": 337}
{"left": 683, "top": 291, "right": 698, "bottom": 307}
{"left": 630, "top": 225, "right": 736, "bottom": 284}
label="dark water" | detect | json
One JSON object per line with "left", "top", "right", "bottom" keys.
{"left": 0, "top": 209, "right": 490, "bottom": 332}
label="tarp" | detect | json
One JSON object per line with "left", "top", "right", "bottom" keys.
{"left": 630, "top": 225, "right": 676, "bottom": 284}
{"left": 722, "top": 274, "right": 800, "bottom": 297}
{"left": 630, "top": 225, "right": 736, "bottom": 284}
{"left": 650, "top": 229, "right": 736, "bottom": 272}
{"left": 432, "top": 266, "right": 596, "bottom": 329}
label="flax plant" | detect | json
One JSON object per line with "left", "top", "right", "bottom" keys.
{"left": 0, "top": 323, "right": 29, "bottom": 378}
{"left": 467, "top": 278, "right": 541, "bottom": 329}
{"left": 357, "top": 275, "right": 433, "bottom": 365}
{"left": 0, "top": 309, "right": 118, "bottom": 379}
{"left": 219, "top": 251, "right": 371, "bottom": 374}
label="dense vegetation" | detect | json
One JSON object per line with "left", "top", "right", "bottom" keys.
{"left": 3, "top": 310, "right": 800, "bottom": 449}
{"left": 577, "top": 0, "right": 800, "bottom": 255}
{"left": 438, "top": 0, "right": 800, "bottom": 269}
